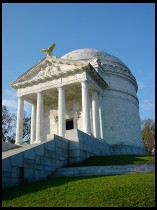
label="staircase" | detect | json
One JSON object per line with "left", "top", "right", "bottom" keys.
{"left": 54, "top": 164, "right": 155, "bottom": 177}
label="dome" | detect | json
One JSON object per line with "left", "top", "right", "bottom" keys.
{"left": 61, "top": 48, "right": 127, "bottom": 67}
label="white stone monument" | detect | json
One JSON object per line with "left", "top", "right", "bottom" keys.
{"left": 11, "top": 47, "right": 144, "bottom": 151}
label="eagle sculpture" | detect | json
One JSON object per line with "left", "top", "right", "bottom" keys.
{"left": 40, "top": 43, "right": 56, "bottom": 56}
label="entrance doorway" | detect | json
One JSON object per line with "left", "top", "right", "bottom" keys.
{"left": 66, "top": 119, "right": 74, "bottom": 130}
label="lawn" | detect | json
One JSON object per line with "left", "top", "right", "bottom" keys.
{"left": 67, "top": 154, "right": 155, "bottom": 167}
{"left": 2, "top": 172, "right": 155, "bottom": 207}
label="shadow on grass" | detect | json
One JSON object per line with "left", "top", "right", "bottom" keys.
{"left": 2, "top": 175, "right": 106, "bottom": 201}
{"left": 66, "top": 154, "right": 155, "bottom": 167}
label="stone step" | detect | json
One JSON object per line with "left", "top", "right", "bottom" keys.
{"left": 54, "top": 164, "right": 155, "bottom": 177}
{"left": 2, "top": 142, "right": 45, "bottom": 159}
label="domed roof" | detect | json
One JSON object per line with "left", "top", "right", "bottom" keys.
{"left": 61, "top": 48, "right": 127, "bottom": 67}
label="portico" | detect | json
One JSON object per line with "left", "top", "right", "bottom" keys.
{"left": 11, "top": 56, "right": 107, "bottom": 145}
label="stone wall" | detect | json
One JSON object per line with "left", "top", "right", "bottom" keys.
{"left": 2, "top": 129, "right": 146, "bottom": 189}
{"left": 66, "top": 129, "right": 145, "bottom": 164}
{"left": 102, "top": 89, "right": 143, "bottom": 147}
{"left": 68, "top": 129, "right": 111, "bottom": 164}
{"left": 2, "top": 135, "right": 68, "bottom": 189}
{"left": 101, "top": 66, "right": 144, "bottom": 148}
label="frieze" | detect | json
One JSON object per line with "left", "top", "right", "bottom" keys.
{"left": 12, "top": 64, "right": 108, "bottom": 91}
{"left": 101, "top": 64, "right": 137, "bottom": 91}
{"left": 11, "top": 66, "right": 84, "bottom": 89}
{"left": 102, "top": 64, "right": 135, "bottom": 79}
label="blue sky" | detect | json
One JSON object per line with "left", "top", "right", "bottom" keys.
{"left": 2, "top": 3, "right": 155, "bottom": 121}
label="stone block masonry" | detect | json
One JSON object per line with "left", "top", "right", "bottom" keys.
{"left": 2, "top": 135, "right": 68, "bottom": 189}
{"left": 2, "top": 129, "right": 146, "bottom": 189}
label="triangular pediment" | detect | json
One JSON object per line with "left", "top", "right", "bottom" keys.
{"left": 11, "top": 56, "right": 89, "bottom": 88}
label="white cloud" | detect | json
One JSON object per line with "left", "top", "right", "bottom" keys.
{"left": 137, "top": 81, "right": 145, "bottom": 89}
{"left": 140, "top": 100, "right": 155, "bottom": 110}
{"left": 4, "top": 89, "right": 17, "bottom": 98}
{"left": 2, "top": 99, "right": 31, "bottom": 115}
{"left": 2, "top": 99, "right": 18, "bottom": 109}
{"left": 4, "top": 89, "right": 12, "bottom": 95}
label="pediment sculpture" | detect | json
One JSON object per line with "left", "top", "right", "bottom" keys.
{"left": 34, "top": 63, "right": 61, "bottom": 79}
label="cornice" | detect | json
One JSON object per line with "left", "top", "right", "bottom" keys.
{"left": 87, "top": 64, "right": 108, "bottom": 89}
{"left": 11, "top": 66, "right": 85, "bottom": 89}
{"left": 101, "top": 64, "right": 138, "bottom": 91}
{"left": 10, "top": 56, "right": 89, "bottom": 88}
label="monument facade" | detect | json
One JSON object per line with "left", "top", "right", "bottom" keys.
{"left": 2, "top": 46, "right": 146, "bottom": 189}
{"left": 11, "top": 47, "right": 144, "bottom": 150}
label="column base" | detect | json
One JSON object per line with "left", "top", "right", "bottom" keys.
{"left": 33, "top": 140, "right": 42, "bottom": 144}
{"left": 15, "top": 142, "right": 22, "bottom": 145}
{"left": 86, "top": 132, "right": 91, "bottom": 136}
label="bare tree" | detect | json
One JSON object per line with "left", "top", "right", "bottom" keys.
{"left": 2, "top": 105, "right": 16, "bottom": 142}
{"left": 23, "top": 111, "right": 31, "bottom": 138}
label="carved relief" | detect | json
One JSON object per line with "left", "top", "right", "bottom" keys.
{"left": 54, "top": 116, "right": 58, "bottom": 123}
{"left": 75, "top": 111, "right": 81, "bottom": 119}
{"left": 36, "top": 67, "right": 45, "bottom": 77}
{"left": 102, "top": 64, "right": 136, "bottom": 80}
{"left": 34, "top": 63, "right": 61, "bottom": 79}
{"left": 45, "top": 63, "right": 52, "bottom": 75}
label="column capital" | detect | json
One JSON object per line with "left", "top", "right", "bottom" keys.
{"left": 58, "top": 85, "right": 64, "bottom": 90}
{"left": 81, "top": 80, "right": 88, "bottom": 84}
{"left": 17, "top": 96, "right": 24, "bottom": 99}
{"left": 36, "top": 90, "right": 43, "bottom": 94}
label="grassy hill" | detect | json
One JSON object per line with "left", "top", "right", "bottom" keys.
{"left": 2, "top": 173, "right": 155, "bottom": 207}
{"left": 2, "top": 155, "right": 155, "bottom": 207}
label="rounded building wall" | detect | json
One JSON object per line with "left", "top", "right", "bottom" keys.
{"left": 102, "top": 90, "right": 143, "bottom": 146}
{"left": 101, "top": 65, "right": 143, "bottom": 147}
{"left": 60, "top": 48, "right": 144, "bottom": 148}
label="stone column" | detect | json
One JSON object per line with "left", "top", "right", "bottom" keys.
{"left": 30, "top": 103, "right": 36, "bottom": 144}
{"left": 99, "top": 107, "right": 103, "bottom": 139}
{"left": 58, "top": 86, "right": 65, "bottom": 137}
{"left": 92, "top": 91, "right": 100, "bottom": 139}
{"left": 81, "top": 81, "right": 91, "bottom": 134}
{"left": 99, "top": 95, "right": 104, "bottom": 139}
{"left": 15, "top": 97, "right": 24, "bottom": 145}
{"left": 35, "top": 91, "right": 43, "bottom": 143}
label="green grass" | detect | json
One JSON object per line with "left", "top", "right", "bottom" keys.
{"left": 67, "top": 154, "right": 155, "bottom": 167}
{"left": 2, "top": 173, "right": 155, "bottom": 207}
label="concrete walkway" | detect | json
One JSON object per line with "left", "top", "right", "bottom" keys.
{"left": 54, "top": 164, "right": 155, "bottom": 177}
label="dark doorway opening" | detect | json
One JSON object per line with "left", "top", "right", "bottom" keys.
{"left": 66, "top": 119, "right": 74, "bottom": 130}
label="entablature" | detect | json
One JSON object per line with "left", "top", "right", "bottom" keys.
{"left": 11, "top": 56, "right": 108, "bottom": 94}
{"left": 10, "top": 56, "right": 88, "bottom": 89}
